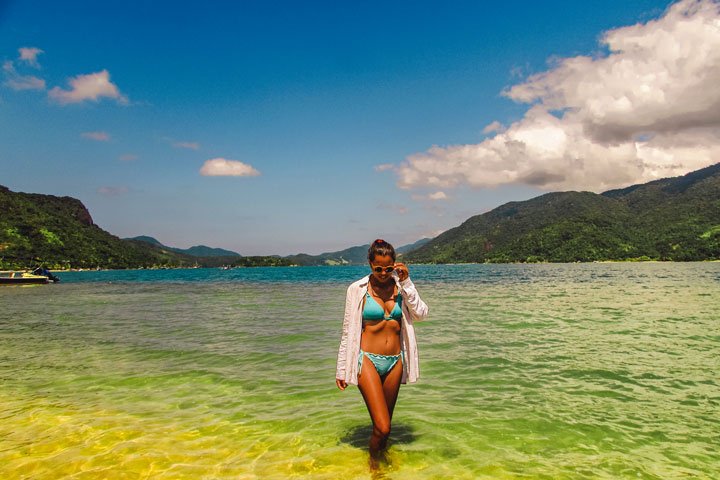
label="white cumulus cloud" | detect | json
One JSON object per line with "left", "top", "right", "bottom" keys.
{"left": 199, "top": 158, "right": 261, "bottom": 177}
{"left": 411, "top": 191, "right": 448, "bottom": 201}
{"left": 49, "top": 70, "right": 128, "bottom": 105}
{"left": 18, "top": 47, "right": 44, "bottom": 68}
{"left": 2, "top": 60, "right": 45, "bottom": 91}
{"left": 81, "top": 131, "right": 111, "bottom": 142}
{"left": 395, "top": 0, "right": 720, "bottom": 193}
{"left": 482, "top": 121, "right": 505, "bottom": 134}
{"left": 5, "top": 74, "right": 45, "bottom": 91}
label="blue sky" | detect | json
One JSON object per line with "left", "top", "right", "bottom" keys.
{"left": 3, "top": 0, "right": 718, "bottom": 255}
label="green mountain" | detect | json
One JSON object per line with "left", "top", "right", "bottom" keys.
{"left": 0, "top": 186, "right": 194, "bottom": 269}
{"left": 396, "top": 237, "right": 431, "bottom": 254}
{"left": 284, "top": 244, "right": 369, "bottom": 266}
{"left": 404, "top": 163, "right": 720, "bottom": 263}
{"left": 126, "top": 236, "right": 240, "bottom": 257}
{"left": 284, "top": 239, "right": 432, "bottom": 266}
{"left": 126, "top": 235, "right": 164, "bottom": 247}
{"left": 0, "top": 186, "right": 289, "bottom": 269}
{"left": 184, "top": 245, "right": 239, "bottom": 257}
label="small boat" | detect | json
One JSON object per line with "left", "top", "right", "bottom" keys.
{"left": 33, "top": 267, "right": 60, "bottom": 282}
{"left": 0, "top": 271, "right": 50, "bottom": 285}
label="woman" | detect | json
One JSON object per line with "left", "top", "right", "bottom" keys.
{"left": 336, "top": 239, "right": 429, "bottom": 457}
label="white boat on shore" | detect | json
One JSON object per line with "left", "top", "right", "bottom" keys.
{"left": 0, "top": 268, "right": 60, "bottom": 285}
{"left": 0, "top": 271, "right": 50, "bottom": 285}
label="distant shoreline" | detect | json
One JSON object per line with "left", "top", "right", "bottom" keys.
{"left": 29, "top": 258, "right": 716, "bottom": 272}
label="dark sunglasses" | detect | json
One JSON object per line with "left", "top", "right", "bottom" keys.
{"left": 371, "top": 265, "right": 395, "bottom": 274}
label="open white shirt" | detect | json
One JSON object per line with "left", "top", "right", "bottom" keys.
{"left": 336, "top": 274, "right": 429, "bottom": 385}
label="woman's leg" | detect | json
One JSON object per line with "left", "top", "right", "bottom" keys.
{"left": 382, "top": 357, "right": 403, "bottom": 420}
{"left": 380, "top": 358, "right": 403, "bottom": 449}
{"left": 380, "top": 360, "right": 402, "bottom": 449}
{"left": 357, "top": 356, "right": 392, "bottom": 455}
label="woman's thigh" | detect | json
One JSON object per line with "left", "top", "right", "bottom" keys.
{"left": 357, "top": 357, "right": 391, "bottom": 431}
{"left": 382, "top": 358, "right": 403, "bottom": 418}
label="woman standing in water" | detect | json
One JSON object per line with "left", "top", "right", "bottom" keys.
{"left": 336, "top": 239, "right": 429, "bottom": 459}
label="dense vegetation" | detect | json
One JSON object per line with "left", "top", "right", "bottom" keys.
{"left": 404, "top": 163, "right": 720, "bottom": 263}
{"left": 0, "top": 186, "right": 186, "bottom": 269}
{"left": 0, "top": 186, "right": 289, "bottom": 270}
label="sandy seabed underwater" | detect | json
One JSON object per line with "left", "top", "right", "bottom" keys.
{"left": 1, "top": 263, "right": 719, "bottom": 479}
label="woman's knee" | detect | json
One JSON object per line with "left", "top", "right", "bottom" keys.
{"left": 373, "top": 422, "right": 391, "bottom": 438}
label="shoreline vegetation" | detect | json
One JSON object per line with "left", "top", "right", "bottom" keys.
{"left": 2, "top": 163, "right": 719, "bottom": 270}
{"left": 7, "top": 249, "right": 720, "bottom": 272}
{"left": 4, "top": 257, "right": 717, "bottom": 276}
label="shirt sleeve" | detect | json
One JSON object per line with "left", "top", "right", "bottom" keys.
{"left": 399, "top": 277, "right": 429, "bottom": 322}
{"left": 336, "top": 284, "right": 355, "bottom": 379}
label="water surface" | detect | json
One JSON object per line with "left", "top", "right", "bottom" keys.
{"left": 1, "top": 263, "right": 719, "bottom": 479}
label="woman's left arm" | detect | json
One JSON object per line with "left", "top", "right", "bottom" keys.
{"left": 395, "top": 263, "right": 429, "bottom": 322}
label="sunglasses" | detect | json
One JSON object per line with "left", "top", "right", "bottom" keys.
{"left": 371, "top": 265, "right": 396, "bottom": 274}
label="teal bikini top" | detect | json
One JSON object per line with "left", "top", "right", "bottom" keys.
{"left": 362, "top": 290, "right": 402, "bottom": 321}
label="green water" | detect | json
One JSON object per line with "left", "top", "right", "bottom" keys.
{"left": 1, "top": 264, "right": 718, "bottom": 479}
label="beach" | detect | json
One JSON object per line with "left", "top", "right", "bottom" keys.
{"left": 1, "top": 263, "right": 718, "bottom": 479}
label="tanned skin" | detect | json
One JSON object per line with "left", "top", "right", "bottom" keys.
{"left": 336, "top": 255, "right": 410, "bottom": 460}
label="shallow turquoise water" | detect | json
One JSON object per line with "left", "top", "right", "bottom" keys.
{"left": 1, "top": 263, "right": 719, "bottom": 479}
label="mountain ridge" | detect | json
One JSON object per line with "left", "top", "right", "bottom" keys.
{"left": 3, "top": 163, "right": 719, "bottom": 269}
{"left": 126, "top": 236, "right": 241, "bottom": 257}
{"left": 404, "top": 163, "right": 720, "bottom": 263}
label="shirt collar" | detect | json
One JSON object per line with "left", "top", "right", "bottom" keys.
{"left": 359, "top": 274, "right": 400, "bottom": 290}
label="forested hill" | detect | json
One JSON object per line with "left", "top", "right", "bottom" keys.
{"left": 0, "top": 185, "right": 197, "bottom": 269}
{"left": 404, "top": 163, "right": 720, "bottom": 263}
{"left": 0, "top": 186, "right": 289, "bottom": 269}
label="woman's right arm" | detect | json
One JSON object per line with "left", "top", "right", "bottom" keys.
{"left": 335, "top": 284, "right": 354, "bottom": 389}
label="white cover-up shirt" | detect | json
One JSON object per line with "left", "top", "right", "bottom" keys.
{"left": 336, "top": 274, "right": 429, "bottom": 385}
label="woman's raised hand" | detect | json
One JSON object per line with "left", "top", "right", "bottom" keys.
{"left": 394, "top": 262, "right": 409, "bottom": 282}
